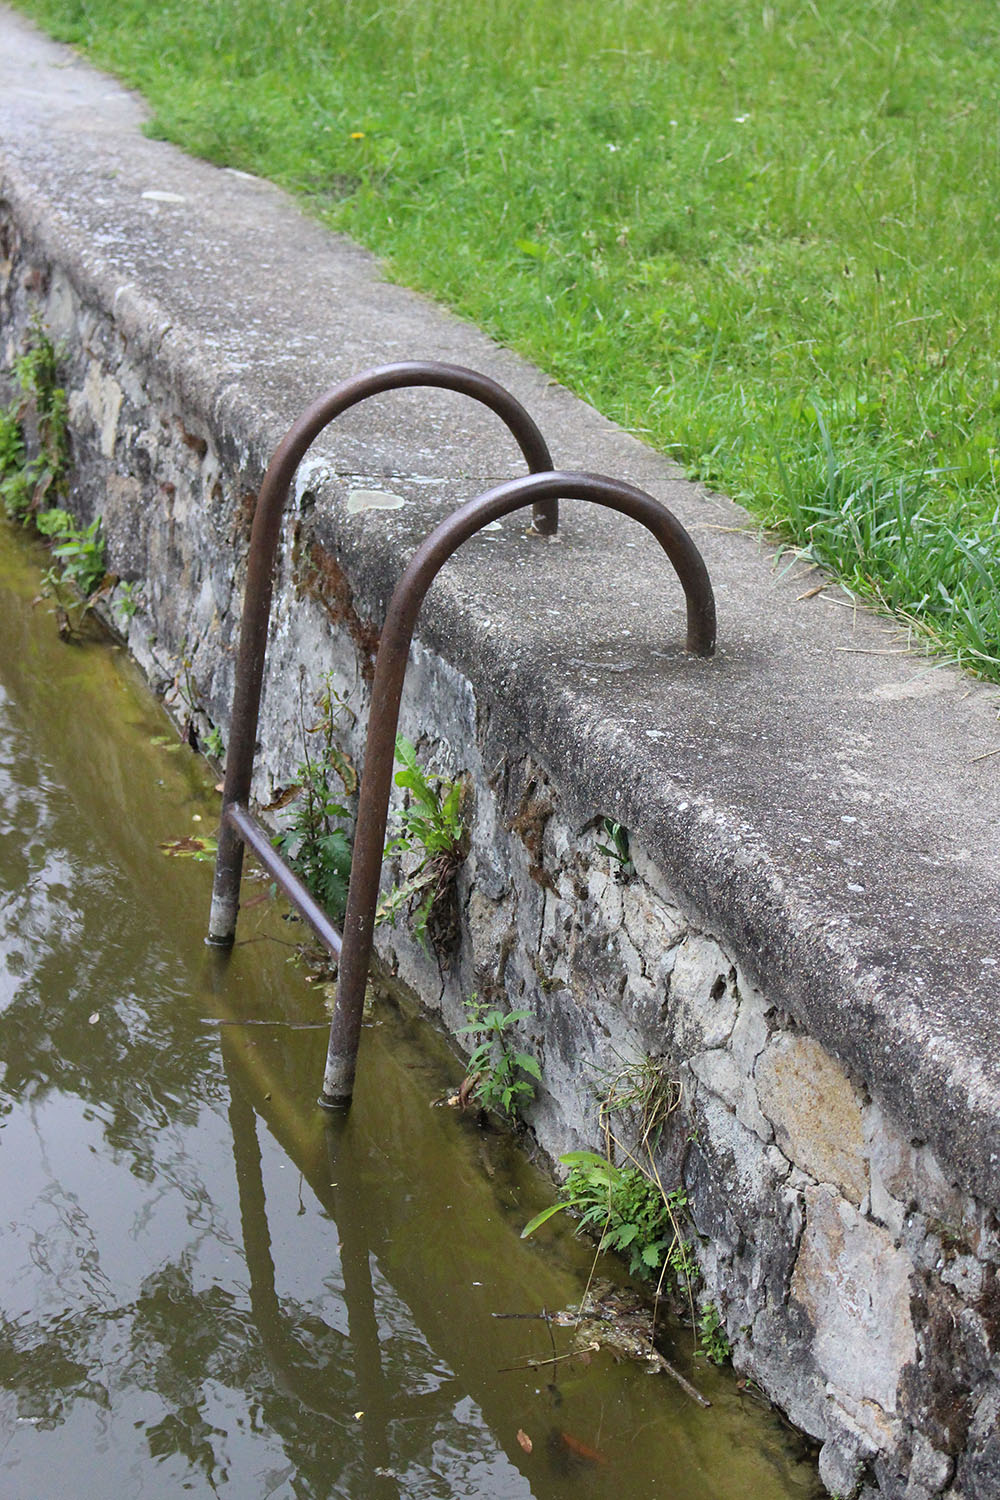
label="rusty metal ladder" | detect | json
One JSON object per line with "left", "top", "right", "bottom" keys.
{"left": 206, "top": 361, "right": 716, "bottom": 1109}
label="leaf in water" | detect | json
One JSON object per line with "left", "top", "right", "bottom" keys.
{"left": 457, "top": 1072, "right": 481, "bottom": 1110}
{"left": 158, "top": 835, "right": 218, "bottom": 861}
{"left": 516, "top": 1429, "right": 533, "bottom": 1454}
{"left": 559, "top": 1431, "right": 608, "bottom": 1466}
{"left": 520, "top": 1202, "right": 566, "bottom": 1238}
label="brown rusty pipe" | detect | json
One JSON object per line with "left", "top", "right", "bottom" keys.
{"left": 207, "top": 363, "right": 556, "bottom": 947}
{"left": 319, "top": 469, "right": 715, "bottom": 1107}
{"left": 224, "top": 802, "right": 343, "bottom": 958}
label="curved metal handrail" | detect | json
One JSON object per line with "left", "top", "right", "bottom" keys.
{"left": 319, "top": 469, "right": 715, "bottom": 1107}
{"left": 208, "top": 362, "right": 556, "bottom": 946}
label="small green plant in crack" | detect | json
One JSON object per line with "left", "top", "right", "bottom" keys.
{"left": 597, "top": 816, "right": 633, "bottom": 877}
{"left": 697, "top": 1302, "right": 731, "bottom": 1366}
{"left": 169, "top": 642, "right": 200, "bottom": 721}
{"left": 114, "top": 580, "right": 142, "bottom": 625}
{"left": 2, "top": 324, "right": 107, "bottom": 636}
{"left": 35, "top": 508, "right": 107, "bottom": 597}
{"left": 523, "top": 1054, "right": 699, "bottom": 1337}
{"left": 597, "top": 1055, "right": 699, "bottom": 1317}
{"left": 377, "top": 734, "right": 468, "bottom": 951}
{"left": 202, "top": 725, "right": 224, "bottom": 762}
{"left": 163, "top": 642, "right": 210, "bottom": 750}
{"left": 457, "top": 994, "right": 542, "bottom": 1120}
{"left": 566, "top": 1153, "right": 675, "bottom": 1278}
{"left": 1, "top": 323, "right": 70, "bottom": 522}
{"left": 274, "top": 677, "right": 357, "bottom": 927}
{"left": 0, "top": 405, "right": 26, "bottom": 503}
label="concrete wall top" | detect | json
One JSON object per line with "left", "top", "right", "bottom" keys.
{"left": 2, "top": 7, "right": 999, "bottom": 1201}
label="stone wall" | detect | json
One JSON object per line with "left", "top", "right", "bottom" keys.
{"left": 4, "top": 194, "right": 1000, "bottom": 1500}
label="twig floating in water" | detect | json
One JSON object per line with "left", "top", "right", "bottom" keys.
{"left": 497, "top": 1341, "right": 601, "bottom": 1373}
{"left": 199, "top": 1018, "right": 330, "bottom": 1029}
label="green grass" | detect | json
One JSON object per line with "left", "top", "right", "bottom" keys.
{"left": 14, "top": 0, "right": 1000, "bottom": 676}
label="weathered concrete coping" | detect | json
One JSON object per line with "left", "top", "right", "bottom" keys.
{"left": 2, "top": 10, "right": 999, "bottom": 1201}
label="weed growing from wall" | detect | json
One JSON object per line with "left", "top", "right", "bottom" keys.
{"left": 697, "top": 1302, "right": 732, "bottom": 1367}
{"left": 35, "top": 509, "right": 106, "bottom": 596}
{"left": 522, "top": 1057, "right": 687, "bottom": 1284}
{"left": 274, "top": 678, "right": 357, "bottom": 928}
{"left": 457, "top": 996, "right": 542, "bottom": 1120}
{"left": 523, "top": 1052, "right": 730, "bottom": 1364}
{"left": 524, "top": 1149, "right": 683, "bottom": 1280}
{"left": 1, "top": 322, "right": 70, "bottom": 522}
{"left": 202, "top": 725, "right": 224, "bottom": 761}
{"left": 0, "top": 407, "right": 26, "bottom": 502}
{"left": 597, "top": 816, "right": 633, "bottom": 877}
{"left": 522, "top": 1149, "right": 695, "bottom": 1285}
{"left": 377, "top": 734, "right": 467, "bottom": 951}
{"left": 1, "top": 325, "right": 109, "bottom": 636}
{"left": 111, "top": 580, "right": 142, "bottom": 630}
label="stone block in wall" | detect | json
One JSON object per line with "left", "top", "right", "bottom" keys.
{"left": 667, "top": 932, "right": 738, "bottom": 1052}
{"left": 756, "top": 1031, "right": 869, "bottom": 1206}
{"left": 865, "top": 1099, "right": 967, "bottom": 1244}
{"left": 791, "top": 1185, "right": 916, "bottom": 1419}
{"left": 67, "top": 357, "right": 122, "bottom": 460}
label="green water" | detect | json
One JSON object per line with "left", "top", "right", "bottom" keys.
{"left": 0, "top": 520, "right": 821, "bottom": 1498}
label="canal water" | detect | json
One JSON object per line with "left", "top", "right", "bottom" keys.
{"left": 0, "top": 519, "right": 821, "bottom": 1498}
